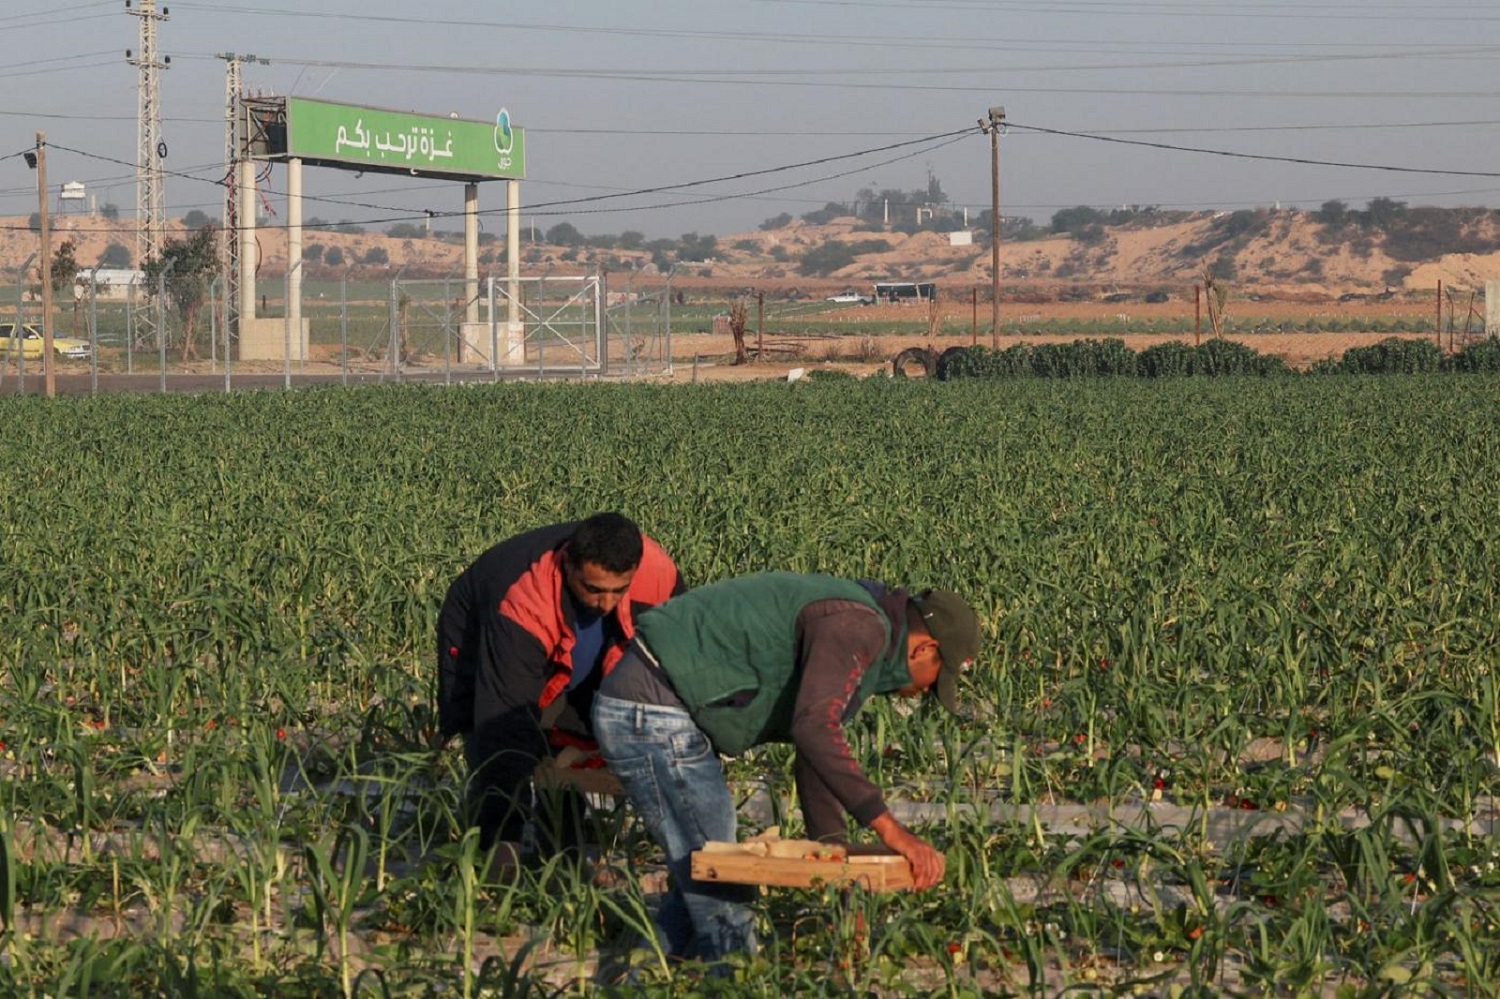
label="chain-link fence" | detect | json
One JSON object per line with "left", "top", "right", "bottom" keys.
{"left": 1, "top": 269, "right": 677, "bottom": 396}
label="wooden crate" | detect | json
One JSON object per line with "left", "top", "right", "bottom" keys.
{"left": 690, "top": 846, "right": 918, "bottom": 891}
{"left": 532, "top": 759, "right": 624, "bottom": 797}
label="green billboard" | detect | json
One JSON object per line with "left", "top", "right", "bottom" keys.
{"left": 284, "top": 98, "right": 525, "bottom": 181}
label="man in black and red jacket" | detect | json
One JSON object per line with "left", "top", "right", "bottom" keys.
{"left": 436, "top": 512, "right": 684, "bottom": 856}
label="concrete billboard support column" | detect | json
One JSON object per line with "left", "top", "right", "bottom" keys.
{"left": 238, "top": 158, "right": 256, "bottom": 327}
{"left": 460, "top": 181, "right": 484, "bottom": 363}
{"left": 288, "top": 157, "right": 303, "bottom": 357}
{"left": 502, "top": 178, "right": 523, "bottom": 365}
{"left": 238, "top": 158, "right": 308, "bottom": 361}
{"left": 1487, "top": 280, "right": 1499, "bottom": 337}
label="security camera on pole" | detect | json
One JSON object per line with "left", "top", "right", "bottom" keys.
{"left": 978, "top": 106, "right": 1005, "bottom": 347}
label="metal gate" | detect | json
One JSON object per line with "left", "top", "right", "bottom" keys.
{"left": 386, "top": 273, "right": 673, "bottom": 378}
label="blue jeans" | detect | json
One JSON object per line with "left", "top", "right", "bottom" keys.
{"left": 592, "top": 693, "right": 758, "bottom": 962}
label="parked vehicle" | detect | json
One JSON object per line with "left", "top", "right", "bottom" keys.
{"left": 826, "top": 291, "right": 874, "bottom": 305}
{"left": 0, "top": 323, "right": 92, "bottom": 361}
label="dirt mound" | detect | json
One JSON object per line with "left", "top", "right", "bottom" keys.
{"left": 6, "top": 210, "right": 1496, "bottom": 301}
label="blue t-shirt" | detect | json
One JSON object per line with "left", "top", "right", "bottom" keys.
{"left": 569, "top": 610, "right": 607, "bottom": 690}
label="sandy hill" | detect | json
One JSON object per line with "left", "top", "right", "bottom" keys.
{"left": 5, "top": 209, "right": 1498, "bottom": 301}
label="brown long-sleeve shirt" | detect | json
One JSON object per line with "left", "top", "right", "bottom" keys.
{"left": 602, "top": 586, "right": 910, "bottom": 843}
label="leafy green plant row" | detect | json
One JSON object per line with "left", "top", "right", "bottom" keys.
{"left": 3, "top": 377, "right": 1500, "bottom": 992}
{"left": 938, "top": 335, "right": 1500, "bottom": 379}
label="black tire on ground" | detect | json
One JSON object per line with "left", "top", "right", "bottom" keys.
{"left": 892, "top": 347, "right": 937, "bottom": 378}
{"left": 935, "top": 346, "right": 970, "bottom": 381}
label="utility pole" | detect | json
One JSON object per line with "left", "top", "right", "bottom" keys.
{"left": 30, "top": 133, "right": 56, "bottom": 398}
{"left": 979, "top": 106, "right": 1005, "bottom": 347}
{"left": 127, "top": 0, "right": 170, "bottom": 347}
{"left": 220, "top": 53, "right": 247, "bottom": 350}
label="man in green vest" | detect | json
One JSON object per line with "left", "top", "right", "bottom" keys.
{"left": 592, "top": 572, "right": 981, "bottom": 963}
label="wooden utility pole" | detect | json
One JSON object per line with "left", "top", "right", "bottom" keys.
{"left": 1435, "top": 280, "right": 1442, "bottom": 347}
{"left": 971, "top": 287, "right": 978, "bottom": 345}
{"left": 35, "top": 132, "right": 56, "bottom": 398}
{"left": 980, "top": 106, "right": 1006, "bottom": 348}
{"left": 757, "top": 290, "right": 764, "bottom": 358}
{"left": 1194, "top": 284, "right": 1202, "bottom": 346}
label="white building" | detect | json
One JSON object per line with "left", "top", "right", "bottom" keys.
{"left": 77, "top": 269, "right": 146, "bottom": 301}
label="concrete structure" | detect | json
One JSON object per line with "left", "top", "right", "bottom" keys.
{"left": 1488, "top": 280, "right": 1498, "bottom": 337}
{"left": 78, "top": 269, "right": 146, "bottom": 302}
{"left": 239, "top": 317, "right": 309, "bottom": 362}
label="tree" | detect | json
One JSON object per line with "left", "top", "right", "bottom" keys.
{"left": 182, "top": 209, "right": 212, "bottom": 229}
{"left": 676, "top": 232, "right": 717, "bottom": 263}
{"left": 1315, "top": 200, "right": 1348, "bottom": 225}
{"left": 304, "top": 243, "right": 325, "bottom": 264}
{"left": 142, "top": 224, "right": 220, "bottom": 362}
{"left": 100, "top": 203, "right": 120, "bottom": 221}
{"left": 49, "top": 240, "right": 80, "bottom": 335}
{"left": 1362, "top": 197, "right": 1408, "bottom": 229}
{"left": 1050, "top": 205, "right": 1106, "bottom": 237}
{"left": 728, "top": 299, "right": 749, "bottom": 365}
{"left": 545, "top": 222, "right": 584, "bottom": 246}
{"left": 801, "top": 202, "right": 847, "bottom": 225}
{"left": 324, "top": 246, "right": 345, "bottom": 267}
{"left": 28, "top": 212, "right": 41, "bottom": 233}
{"left": 759, "top": 213, "right": 793, "bottom": 231}
{"left": 618, "top": 230, "right": 645, "bottom": 250}
{"left": 385, "top": 222, "right": 426, "bottom": 238}
{"left": 98, "top": 243, "right": 131, "bottom": 268}
{"left": 362, "top": 246, "right": 389, "bottom": 265}
{"left": 797, "top": 240, "right": 857, "bottom": 276}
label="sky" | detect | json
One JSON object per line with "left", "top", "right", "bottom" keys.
{"left": 3, "top": 0, "right": 1500, "bottom": 241}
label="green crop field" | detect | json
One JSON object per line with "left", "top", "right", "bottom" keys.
{"left": 2, "top": 375, "right": 1498, "bottom": 995}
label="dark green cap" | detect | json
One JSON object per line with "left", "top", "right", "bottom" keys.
{"left": 912, "top": 589, "right": 981, "bottom": 715}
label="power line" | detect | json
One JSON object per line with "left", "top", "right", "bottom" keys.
{"left": 30, "top": 128, "right": 973, "bottom": 233}
{"left": 165, "top": 51, "right": 1500, "bottom": 99}
{"left": 754, "top": 0, "right": 1500, "bottom": 21}
{"left": 22, "top": 111, "right": 1500, "bottom": 240}
{"left": 1009, "top": 120, "right": 1500, "bottom": 178}
{"left": 166, "top": 1, "right": 1500, "bottom": 43}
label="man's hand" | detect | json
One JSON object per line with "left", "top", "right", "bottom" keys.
{"left": 869, "top": 812, "right": 945, "bottom": 889}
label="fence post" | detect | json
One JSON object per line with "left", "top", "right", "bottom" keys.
{"left": 387, "top": 277, "right": 399, "bottom": 382}
{"left": 125, "top": 278, "right": 134, "bottom": 376}
{"left": 283, "top": 262, "right": 298, "bottom": 391}
{"left": 208, "top": 275, "right": 218, "bottom": 372}
{"left": 156, "top": 262, "right": 173, "bottom": 394}
{"left": 488, "top": 275, "right": 499, "bottom": 381}
{"left": 341, "top": 268, "right": 350, "bottom": 388}
{"left": 14, "top": 252, "right": 36, "bottom": 394}
{"left": 88, "top": 266, "right": 99, "bottom": 396}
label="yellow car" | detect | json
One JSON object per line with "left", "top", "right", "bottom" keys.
{"left": 0, "top": 323, "right": 91, "bottom": 361}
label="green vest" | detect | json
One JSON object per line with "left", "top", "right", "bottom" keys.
{"left": 635, "top": 572, "right": 912, "bottom": 755}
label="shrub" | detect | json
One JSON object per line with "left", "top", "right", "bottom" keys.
{"left": 1029, "top": 338, "right": 1138, "bottom": 378}
{"left": 1192, "top": 338, "right": 1286, "bottom": 377}
{"left": 1337, "top": 336, "right": 1442, "bottom": 373}
{"left": 1138, "top": 340, "right": 1196, "bottom": 378}
{"left": 1448, "top": 337, "right": 1500, "bottom": 372}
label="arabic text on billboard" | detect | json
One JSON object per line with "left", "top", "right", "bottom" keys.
{"left": 285, "top": 98, "right": 525, "bottom": 180}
